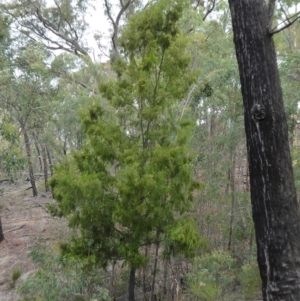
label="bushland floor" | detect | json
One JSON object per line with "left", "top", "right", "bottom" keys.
{"left": 0, "top": 179, "right": 67, "bottom": 301}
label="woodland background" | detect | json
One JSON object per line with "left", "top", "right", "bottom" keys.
{"left": 0, "top": 0, "right": 300, "bottom": 300}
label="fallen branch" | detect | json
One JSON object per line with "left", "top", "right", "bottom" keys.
{"left": 4, "top": 224, "right": 26, "bottom": 234}
{"left": 0, "top": 179, "right": 11, "bottom": 183}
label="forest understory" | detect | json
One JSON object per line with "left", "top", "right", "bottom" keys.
{"left": 0, "top": 178, "right": 67, "bottom": 301}
{"left": 0, "top": 177, "right": 263, "bottom": 301}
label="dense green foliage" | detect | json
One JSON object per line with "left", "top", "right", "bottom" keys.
{"left": 50, "top": 0, "right": 204, "bottom": 274}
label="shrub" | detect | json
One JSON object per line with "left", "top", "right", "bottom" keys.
{"left": 239, "top": 258, "right": 261, "bottom": 300}
{"left": 186, "top": 250, "right": 237, "bottom": 301}
{"left": 11, "top": 268, "right": 21, "bottom": 288}
{"left": 18, "top": 244, "right": 110, "bottom": 301}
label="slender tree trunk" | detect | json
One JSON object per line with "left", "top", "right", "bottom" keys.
{"left": 0, "top": 216, "right": 4, "bottom": 242}
{"left": 143, "top": 245, "right": 149, "bottom": 301}
{"left": 63, "top": 138, "right": 67, "bottom": 155}
{"left": 151, "top": 237, "right": 160, "bottom": 301}
{"left": 32, "top": 131, "right": 43, "bottom": 172}
{"left": 111, "top": 261, "right": 116, "bottom": 300}
{"left": 42, "top": 145, "right": 49, "bottom": 192}
{"left": 228, "top": 155, "right": 236, "bottom": 251}
{"left": 23, "top": 130, "right": 38, "bottom": 197}
{"left": 228, "top": 0, "right": 300, "bottom": 299}
{"left": 128, "top": 266, "right": 136, "bottom": 301}
{"left": 163, "top": 259, "right": 169, "bottom": 300}
{"left": 46, "top": 146, "right": 53, "bottom": 176}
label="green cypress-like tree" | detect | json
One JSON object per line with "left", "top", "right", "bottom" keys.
{"left": 50, "top": 1, "right": 205, "bottom": 299}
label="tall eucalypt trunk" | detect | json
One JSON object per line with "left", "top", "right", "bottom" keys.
{"left": 228, "top": 0, "right": 300, "bottom": 300}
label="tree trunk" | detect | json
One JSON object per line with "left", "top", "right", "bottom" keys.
{"left": 228, "top": 155, "right": 236, "bottom": 252}
{"left": 0, "top": 216, "right": 4, "bottom": 242}
{"left": 42, "top": 145, "right": 49, "bottom": 192}
{"left": 111, "top": 261, "right": 117, "bottom": 300}
{"left": 151, "top": 237, "right": 160, "bottom": 301}
{"left": 128, "top": 266, "right": 135, "bottom": 301}
{"left": 46, "top": 145, "right": 53, "bottom": 176}
{"left": 32, "top": 131, "right": 43, "bottom": 172}
{"left": 143, "top": 245, "right": 148, "bottom": 301}
{"left": 228, "top": 0, "right": 300, "bottom": 299}
{"left": 23, "top": 130, "right": 38, "bottom": 197}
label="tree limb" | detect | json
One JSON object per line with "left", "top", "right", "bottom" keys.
{"left": 104, "top": 0, "right": 135, "bottom": 58}
{"left": 270, "top": 11, "right": 300, "bottom": 35}
{"left": 203, "top": 0, "right": 218, "bottom": 21}
{"left": 51, "top": 70, "right": 93, "bottom": 91}
{"left": 1, "top": 1, "right": 91, "bottom": 60}
{"left": 34, "top": 8, "right": 88, "bottom": 57}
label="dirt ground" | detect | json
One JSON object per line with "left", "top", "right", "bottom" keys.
{"left": 0, "top": 179, "right": 67, "bottom": 301}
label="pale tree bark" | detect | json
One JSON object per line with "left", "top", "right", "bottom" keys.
{"left": 23, "top": 129, "right": 38, "bottom": 197}
{"left": 228, "top": 153, "right": 236, "bottom": 251}
{"left": 104, "top": 0, "right": 136, "bottom": 58}
{"left": 46, "top": 146, "right": 53, "bottom": 176}
{"left": 42, "top": 144, "right": 49, "bottom": 192}
{"left": 228, "top": 0, "right": 300, "bottom": 300}
{"left": 32, "top": 131, "right": 43, "bottom": 172}
{"left": 0, "top": 216, "right": 4, "bottom": 242}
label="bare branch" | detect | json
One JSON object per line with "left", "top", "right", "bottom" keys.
{"left": 114, "top": 0, "right": 134, "bottom": 57}
{"left": 4, "top": 224, "right": 26, "bottom": 234}
{"left": 1, "top": 1, "right": 91, "bottom": 60}
{"left": 34, "top": 8, "right": 88, "bottom": 57}
{"left": 20, "top": 20, "right": 79, "bottom": 55}
{"left": 53, "top": 0, "right": 62, "bottom": 31}
{"left": 104, "top": 0, "right": 135, "bottom": 58}
{"left": 104, "top": 0, "right": 116, "bottom": 27}
{"left": 279, "top": 0, "right": 290, "bottom": 21}
{"left": 270, "top": 11, "right": 300, "bottom": 35}
{"left": 51, "top": 70, "right": 91, "bottom": 90}
{"left": 203, "top": 0, "right": 218, "bottom": 21}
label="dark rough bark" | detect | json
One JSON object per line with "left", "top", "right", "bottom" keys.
{"left": 0, "top": 216, "right": 4, "bottom": 242}
{"left": 128, "top": 267, "right": 136, "bottom": 301}
{"left": 228, "top": 0, "right": 300, "bottom": 300}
